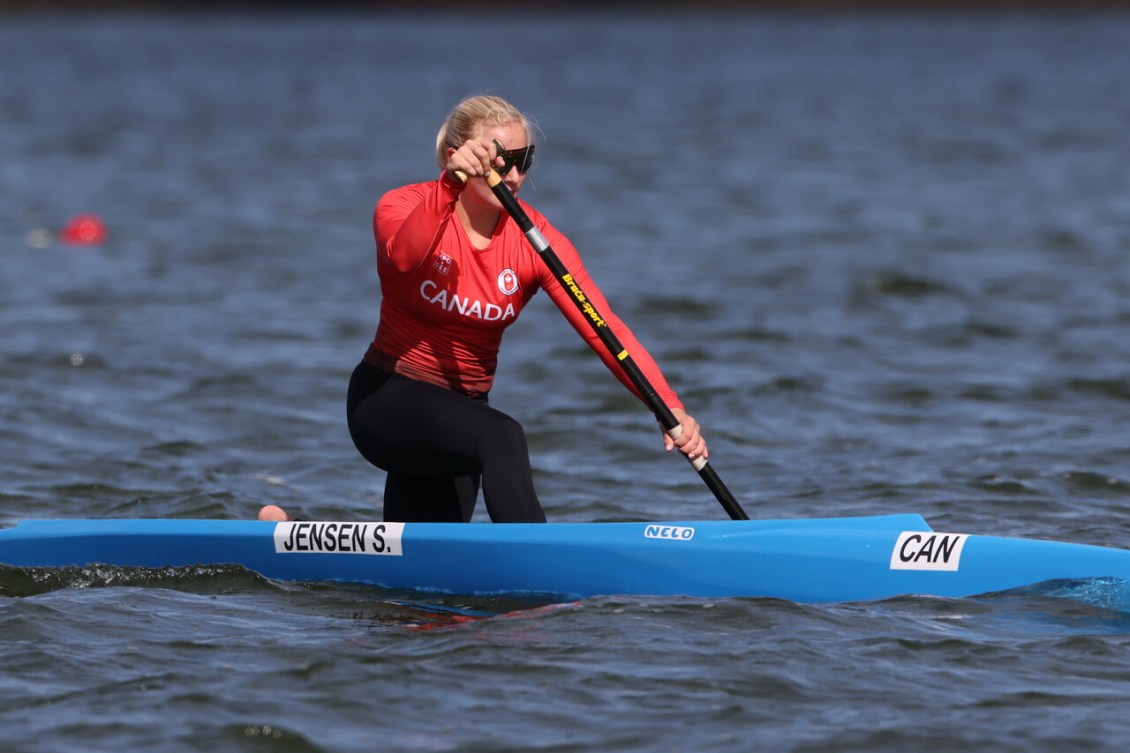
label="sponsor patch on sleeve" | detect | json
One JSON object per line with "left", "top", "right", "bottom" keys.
{"left": 890, "top": 531, "right": 968, "bottom": 571}
{"left": 274, "top": 521, "right": 404, "bottom": 556}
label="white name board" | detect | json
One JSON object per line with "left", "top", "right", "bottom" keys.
{"left": 274, "top": 521, "right": 405, "bottom": 556}
{"left": 890, "top": 531, "right": 968, "bottom": 571}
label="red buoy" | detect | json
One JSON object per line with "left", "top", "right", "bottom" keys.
{"left": 60, "top": 214, "right": 108, "bottom": 245}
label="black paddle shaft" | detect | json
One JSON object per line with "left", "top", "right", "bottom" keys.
{"left": 484, "top": 170, "right": 750, "bottom": 521}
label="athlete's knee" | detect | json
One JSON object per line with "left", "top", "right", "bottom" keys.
{"left": 487, "top": 413, "right": 530, "bottom": 457}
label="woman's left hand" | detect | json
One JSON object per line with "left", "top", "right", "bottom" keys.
{"left": 662, "top": 408, "right": 708, "bottom": 463}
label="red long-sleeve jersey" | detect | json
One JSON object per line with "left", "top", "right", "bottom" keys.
{"left": 366, "top": 174, "right": 682, "bottom": 410}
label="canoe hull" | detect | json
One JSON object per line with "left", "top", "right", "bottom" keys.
{"left": 3, "top": 515, "right": 1130, "bottom": 603}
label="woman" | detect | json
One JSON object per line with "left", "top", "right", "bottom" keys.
{"left": 260, "top": 95, "right": 706, "bottom": 524}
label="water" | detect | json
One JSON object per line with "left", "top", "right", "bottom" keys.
{"left": 3, "top": 7, "right": 1130, "bottom": 751}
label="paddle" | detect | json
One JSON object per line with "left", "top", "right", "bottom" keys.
{"left": 457, "top": 151, "right": 750, "bottom": 521}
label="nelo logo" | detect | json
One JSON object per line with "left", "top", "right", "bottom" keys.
{"left": 644, "top": 525, "right": 695, "bottom": 541}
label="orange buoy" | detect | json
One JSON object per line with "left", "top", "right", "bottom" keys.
{"left": 60, "top": 214, "right": 108, "bottom": 245}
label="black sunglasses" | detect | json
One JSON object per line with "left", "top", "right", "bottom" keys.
{"left": 492, "top": 139, "right": 535, "bottom": 176}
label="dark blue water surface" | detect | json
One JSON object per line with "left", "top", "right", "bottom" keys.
{"left": 3, "top": 8, "right": 1130, "bottom": 752}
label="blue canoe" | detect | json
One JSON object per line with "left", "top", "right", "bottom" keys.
{"left": 2, "top": 514, "right": 1130, "bottom": 604}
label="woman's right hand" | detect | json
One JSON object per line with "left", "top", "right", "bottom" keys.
{"left": 446, "top": 138, "right": 498, "bottom": 181}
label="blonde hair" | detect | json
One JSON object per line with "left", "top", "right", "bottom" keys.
{"left": 435, "top": 95, "right": 535, "bottom": 169}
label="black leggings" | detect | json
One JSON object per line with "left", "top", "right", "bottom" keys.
{"left": 346, "top": 361, "right": 546, "bottom": 523}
